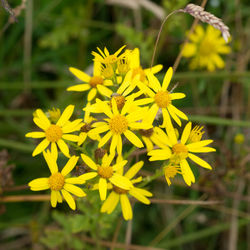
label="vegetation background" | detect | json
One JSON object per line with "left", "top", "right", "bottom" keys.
{"left": 0, "top": 0, "right": 249, "bottom": 249}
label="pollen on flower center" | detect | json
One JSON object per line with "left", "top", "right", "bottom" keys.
{"left": 113, "top": 185, "right": 128, "bottom": 194}
{"left": 109, "top": 115, "right": 128, "bottom": 134}
{"left": 154, "top": 91, "right": 171, "bottom": 108}
{"left": 172, "top": 143, "right": 188, "bottom": 160}
{"left": 89, "top": 76, "right": 104, "bottom": 88}
{"left": 97, "top": 165, "right": 113, "bottom": 179}
{"left": 132, "top": 67, "right": 146, "bottom": 82}
{"left": 48, "top": 172, "right": 65, "bottom": 191}
{"left": 111, "top": 94, "right": 126, "bottom": 110}
{"left": 45, "top": 124, "right": 63, "bottom": 142}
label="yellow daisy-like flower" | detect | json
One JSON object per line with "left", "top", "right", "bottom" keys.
{"left": 182, "top": 25, "right": 231, "bottom": 72}
{"left": 28, "top": 150, "right": 87, "bottom": 210}
{"left": 89, "top": 98, "right": 152, "bottom": 155}
{"left": 128, "top": 48, "right": 163, "bottom": 83}
{"left": 148, "top": 122, "right": 216, "bottom": 186}
{"left": 79, "top": 153, "right": 132, "bottom": 201}
{"left": 47, "top": 108, "right": 61, "bottom": 123}
{"left": 92, "top": 45, "right": 126, "bottom": 65}
{"left": 26, "top": 105, "right": 82, "bottom": 158}
{"left": 101, "top": 161, "right": 152, "bottom": 220}
{"left": 136, "top": 67, "right": 188, "bottom": 128}
{"left": 164, "top": 164, "right": 181, "bottom": 186}
{"left": 67, "top": 61, "right": 113, "bottom": 102}
{"left": 78, "top": 104, "right": 100, "bottom": 146}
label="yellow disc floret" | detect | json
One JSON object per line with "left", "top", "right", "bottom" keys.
{"left": 111, "top": 95, "right": 126, "bottom": 110}
{"left": 172, "top": 143, "right": 188, "bottom": 161}
{"left": 48, "top": 172, "right": 65, "bottom": 191}
{"left": 154, "top": 91, "right": 171, "bottom": 108}
{"left": 109, "top": 115, "right": 128, "bottom": 134}
{"left": 113, "top": 185, "right": 128, "bottom": 194}
{"left": 45, "top": 125, "right": 63, "bottom": 142}
{"left": 97, "top": 165, "right": 113, "bottom": 179}
{"left": 89, "top": 76, "right": 104, "bottom": 88}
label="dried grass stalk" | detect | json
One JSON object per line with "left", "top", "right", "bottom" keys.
{"left": 181, "top": 3, "right": 230, "bottom": 42}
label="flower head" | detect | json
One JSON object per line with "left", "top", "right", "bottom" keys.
{"left": 79, "top": 153, "right": 132, "bottom": 201}
{"left": 148, "top": 122, "right": 216, "bottom": 186}
{"left": 67, "top": 61, "right": 113, "bottom": 102}
{"left": 88, "top": 98, "right": 152, "bottom": 155}
{"left": 26, "top": 105, "right": 82, "bottom": 158}
{"left": 182, "top": 25, "right": 231, "bottom": 71}
{"left": 136, "top": 67, "right": 188, "bottom": 129}
{"left": 101, "top": 161, "right": 152, "bottom": 220}
{"left": 28, "top": 150, "right": 88, "bottom": 210}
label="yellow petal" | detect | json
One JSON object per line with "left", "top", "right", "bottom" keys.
{"left": 33, "top": 117, "right": 49, "bottom": 131}
{"left": 188, "top": 153, "right": 212, "bottom": 169}
{"left": 62, "top": 134, "right": 79, "bottom": 142}
{"left": 147, "top": 71, "right": 161, "bottom": 93}
{"left": 28, "top": 178, "right": 49, "bottom": 190}
{"left": 99, "top": 131, "right": 112, "bottom": 148}
{"left": 61, "top": 189, "right": 76, "bottom": 210}
{"left": 57, "top": 105, "right": 74, "bottom": 127}
{"left": 51, "top": 190, "right": 57, "bottom": 207}
{"left": 97, "top": 85, "right": 112, "bottom": 98}
{"left": 180, "top": 159, "right": 195, "bottom": 186}
{"left": 189, "top": 147, "right": 216, "bottom": 153}
{"left": 129, "top": 188, "right": 151, "bottom": 204}
{"left": 67, "top": 84, "right": 90, "bottom": 92}
{"left": 109, "top": 173, "right": 132, "bottom": 190}
{"left": 170, "top": 93, "right": 186, "bottom": 100}
{"left": 62, "top": 119, "right": 83, "bottom": 133}
{"left": 162, "top": 67, "right": 173, "bottom": 91}
{"left": 80, "top": 154, "right": 97, "bottom": 170}
{"left": 110, "top": 134, "right": 118, "bottom": 154}
{"left": 101, "top": 191, "right": 119, "bottom": 214}
{"left": 32, "top": 139, "right": 50, "bottom": 157}
{"left": 187, "top": 140, "right": 213, "bottom": 150}
{"left": 99, "top": 178, "right": 107, "bottom": 201}
{"left": 69, "top": 67, "right": 91, "bottom": 82}
{"left": 87, "top": 88, "right": 97, "bottom": 101}
{"left": 78, "top": 133, "right": 87, "bottom": 146}
{"left": 120, "top": 194, "right": 132, "bottom": 220}
{"left": 57, "top": 139, "right": 70, "bottom": 158}
{"left": 181, "top": 122, "right": 192, "bottom": 145}
{"left": 125, "top": 161, "right": 143, "bottom": 179}
{"left": 36, "top": 109, "right": 51, "bottom": 128}
{"left": 124, "top": 130, "right": 143, "bottom": 148}
{"left": 63, "top": 183, "right": 86, "bottom": 197}
{"left": 25, "top": 132, "right": 45, "bottom": 138}
{"left": 43, "top": 150, "right": 58, "bottom": 174}
{"left": 61, "top": 156, "right": 79, "bottom": 176}
{"left": 77, "top": 172, "right": 98, "bottom": 182}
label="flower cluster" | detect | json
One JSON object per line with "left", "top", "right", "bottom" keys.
{"left": 26, "top": 45, "right": 215, "bottom": 220}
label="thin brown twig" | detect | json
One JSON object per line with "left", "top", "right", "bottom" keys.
{"left": 111, "top": 217, "right": 123, "bottom": 250}
{"left": 0, "top": 194, "right": 50, "bottom": 202}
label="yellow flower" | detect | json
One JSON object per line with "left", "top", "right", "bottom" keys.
{"left": 234, "top": 133, "right": 245, "bottom": 145}
{"left": 182, "top": 25, "right": 231, "bottom": 71}
{"left": 148, "top": 122, "right": 216, "bottom": 186}
{"left": 127, "top": 48, "right": 163, "bottom": 83}
{"left": 28, "top": 150, "right": 87, "bottom": 210}
{"left": 164, "top": 164, "right": 181, "bottom": 186}
{"left": 136, "top": 67, "right": 188, "bottom": 128}
{"left": 92, "top": 45, "right": 126, "bottom": 65}
{"left": 79, "top": 153, "right": 132, "bottom": 201}
{"left": 101, "top": 161, "right": 152, "bottom": 220}
{"left": 89, "top": 98, "right": 152, "bottom": 155}
{"left": 78, "top": 104, "right": 101, "bottom": 146}
{"left": 26, "top": 105, "right": 82, "bottom": 158}
{"left": 67, "top": 61, "right": 113, "bottom": 102}
{"left": 47, "top": 108, "right": 61, "bottom": 123}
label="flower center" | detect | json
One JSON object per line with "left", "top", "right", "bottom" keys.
{"left": 113, "top": 185, "right": 128, "bottom": 194}
{"left": 188, "top": 125, "right": 204, "bottom": 143}
{"left": 109, "top": 115, "right": 128, "bottom": 134}
{"left": 48, "top": 172, "right": 65, "bottom": 191}
{"left": 132, "top": 67, "right": 146, "bottom": 82}
{"left": 154, "top": 91, "right": 171, "bottom": 108}
{"left": 171, "top": 143, "right": 188, "bottom": 161}
{"left": 139, "top": 128, "right": 154, "bottom": 137}
{"left": 111, "top": 94, "right": 126, "bottom": 110}
{"left": 81, "top": 123, "right": 92, "bottom": 133}
{"left": 97, "top": 165, "right": 113, "bottom": 179}
{"left": 89, "top": 76, "right": 104, "bottom": 88}
{"left": 199, "top": 38, "right": 216, "bottom": 57}
{"left": 45, "top": 124, "right": 63, "bottom": 142}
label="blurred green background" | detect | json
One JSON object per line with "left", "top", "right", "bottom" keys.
{"left": 0, "top": 0, "right": 249, "bottom": 249}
